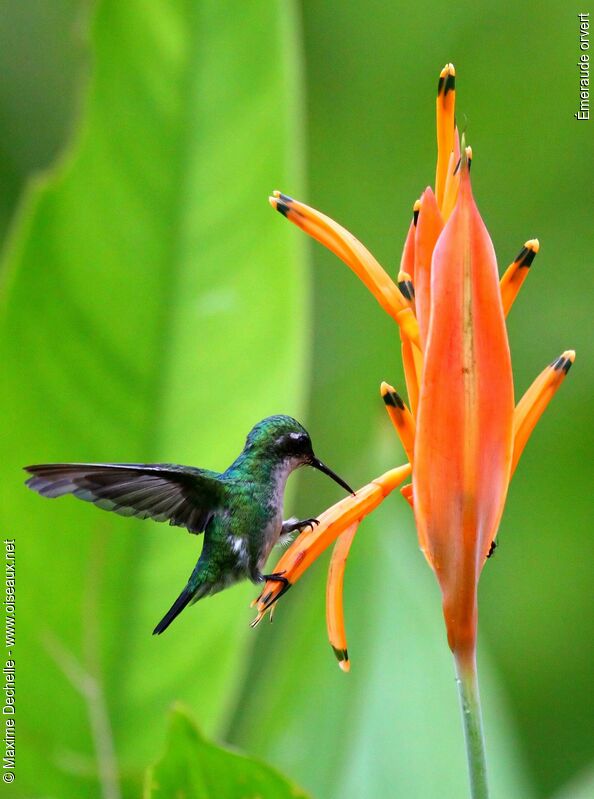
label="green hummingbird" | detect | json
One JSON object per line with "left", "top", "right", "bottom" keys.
{"left": 24, "top": 415, "right": 353, "bottom": 634}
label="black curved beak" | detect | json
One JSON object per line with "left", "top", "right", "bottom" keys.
{"left": 310, "top": 457, "right": 355, "bottom": 495}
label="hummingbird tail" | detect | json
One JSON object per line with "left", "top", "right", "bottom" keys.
{"left": 153, "top": 586, "right": 195, "bottom": 635}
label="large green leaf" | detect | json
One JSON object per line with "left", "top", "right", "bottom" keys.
{"left": 0, "top": 1, "right": 306, "bottom": 796}
{"left": 144, "top": 705, "right": 308, "bottom": 799}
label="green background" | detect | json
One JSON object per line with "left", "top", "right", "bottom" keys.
{"left": 0, "top": 1, "right": 591, "bottom": 797}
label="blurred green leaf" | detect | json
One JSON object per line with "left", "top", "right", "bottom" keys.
{"left": 0, "top": 0, "right": 92, "bottom": 245}
{"left": 0, "top": 1, "right": 305, "bottom": 796}
{"left": 551, "top": 764, "right": 594, "bottom": 799}
{"left": 144, "top": 705, "right": 308, "bottom": 799}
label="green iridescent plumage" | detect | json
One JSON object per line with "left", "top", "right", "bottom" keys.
{"left": 24, "top": 415, "right": 353, "bottom": 634}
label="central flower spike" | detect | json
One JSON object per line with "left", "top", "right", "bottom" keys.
{"left": 259, "top": 64, "right": 575, "bottom": 672}
{"left": 413, "top": 146, "right": 514, "bottom": 664}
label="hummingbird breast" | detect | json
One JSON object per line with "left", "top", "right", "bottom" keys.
{"left": 256, "top": 508, "right": 284, "bottom": 570}
{"left": 256, "top": 457, "right": 300, "bottom": 568}
{"left": 220, "top": 455, "right": 302, "bottom": 579}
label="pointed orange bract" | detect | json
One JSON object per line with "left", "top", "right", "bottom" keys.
{"left": 269, "top": 192, "right": 422, "bottom": 351}
{"left": 414, "top": 187, "right": 443, "bottom": 347}
{"left": 326, "top": 522, "right": 360, "bottom": 672}
{"left": 512, "top": 350, "right": 574, "bottom": 475}
{"left": 435, "top": 63, "right": 456, "bottom": 209}
{"left": 381, "top": 382, "right": 416, "bottom": 464}
{"left": 413, "top": 155, "right": 514, "bottom": 663}
{"left": 399, "top": 205, "right": 417, "bottom": 277}
{"left": 500, "top": 239, "right": 539, "bottom": 317}
{"left": 397, "top": 212, "right": 422, "bottom": 414}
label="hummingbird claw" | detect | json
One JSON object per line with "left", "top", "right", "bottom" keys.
{"left": 281, "top": 517, "right": 319, "bottom": 536}
{"left": 299, "top": 517, "right": 319, "bottom": 532}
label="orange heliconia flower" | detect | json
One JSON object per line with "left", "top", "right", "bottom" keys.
{"left": 253, "top": 64, "right": 574, "bottom": 673}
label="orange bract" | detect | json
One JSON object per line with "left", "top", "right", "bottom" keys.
{"left": 326, "top": 522, "right": 359, "bottom": 672}
{"left": 251, "top": 465, "right": 411, "bottom": 627}
{"left": 259, "top": 64, "right": 575, "bottom": 671}
{"left": 413, "top": 151, "right": 514, "bottom": 662}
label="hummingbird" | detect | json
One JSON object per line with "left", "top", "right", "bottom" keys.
{"left": 24, "top": 415, "right": 354, "bottom": 635}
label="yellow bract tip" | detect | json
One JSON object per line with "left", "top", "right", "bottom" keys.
{"left": 339, "top": 660, "right": 351, "bottom": 673}
{"left": 380, "top": 380, "right": 393, "bottom": 396}
{"left": 563, "top": 349, "right": 576, "bottom": 363}
{"left": 413, "top": 199, "right": 421, "bottom": 212}
{"left": 440, "top": 62, "right": 456, "bottom": 77}
{"left": 525, "top": 238, "right": 539, "bottom": 252}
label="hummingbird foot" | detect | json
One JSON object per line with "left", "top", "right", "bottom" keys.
{"left": 250, "top": 572, "right": 292, "bottom": 628}
{"left": 253, "top": 570, "right": 292, "bottom": 612}
{"left": 281, "top": 516, "right": 320, "bottom": 535}
{"left": 249, "top": 577, "right": 284, "bottom": 608}
{"left": 257, "top": 569, "right": 288, "bottom": 585}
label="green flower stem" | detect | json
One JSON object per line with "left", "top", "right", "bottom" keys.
{"left": 455, "top": 656, "right": 489, "bottom": 799}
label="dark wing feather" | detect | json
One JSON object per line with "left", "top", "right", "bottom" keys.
{"left": 24, "top": 463, "right": 226, "bottom": 534}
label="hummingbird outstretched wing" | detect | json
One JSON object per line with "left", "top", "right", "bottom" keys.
{"left": 24, "top": 463, "right": 227, "bottom": 534}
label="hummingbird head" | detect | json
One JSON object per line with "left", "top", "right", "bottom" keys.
{"left": 244, "top": 416, "right": 355, "bottom": 494}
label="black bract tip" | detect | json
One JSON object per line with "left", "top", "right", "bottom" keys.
{"left": 514, "top": 246, "right": 529, "bottom": 265}
{"left": 413, "top": 208, "right": 420, "bottom": 226}
{"left": 332, "top": 645, "right": 349, "bottom": 662}
{"left": 438, "top": 73, "right": 455, "bottom": 97}
{"left": 383, "top": 390, "right": 405, "bottom": 410}
{"left": 398, "top": 280, "right": 415, "bottom": 301}
{"left": 276, "top": 201, "right": 290, "bottom": 218}
{"left": 515, "top": 246, "right": 537, "bottom": 268}
{"left": 278, "top": 192, "right": 294, "bottom": 204}
{"left": 551, "top": 355, "right": 572, "bottom": 373}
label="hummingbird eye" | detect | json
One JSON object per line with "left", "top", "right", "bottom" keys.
{"left": 283, "top": 431, "right": 310, "bottom": 454}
